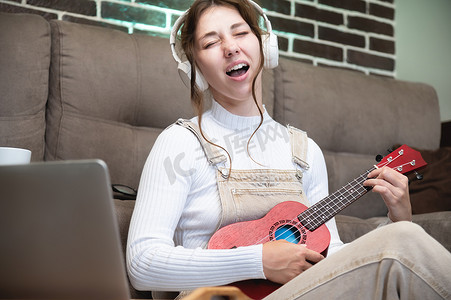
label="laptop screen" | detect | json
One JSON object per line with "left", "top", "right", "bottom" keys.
{"left": 0, "top": 160, "right": 130, "bottom": 300}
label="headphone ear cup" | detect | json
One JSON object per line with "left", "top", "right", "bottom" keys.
{"left": 177, "top": 60, "right": 209, "bottom": 91}
{"left": 262, "top": 32, "right": 279, "bottom": 69}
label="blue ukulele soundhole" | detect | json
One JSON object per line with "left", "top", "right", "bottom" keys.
{"left": 269, "top": 219, "right": 306, "bottom": 244}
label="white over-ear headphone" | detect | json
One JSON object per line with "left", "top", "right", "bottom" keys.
{"left": 169, "top": 0, "right": 279, "bottom": 91}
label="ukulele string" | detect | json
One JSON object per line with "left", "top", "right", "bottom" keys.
{"left": 377, "top": 150, "right": 403, "bottom": 168}
{"left": 390, "top": 161, "right": 415, "bottom": 172}
{"left": 376, "top": 151, "right": 414, "bottom": 173}
{"left": 300, "top": 170, "right": 371, "bottom": 230}
{"left": 301, "top": 172, "right": 368, "bottom": 230}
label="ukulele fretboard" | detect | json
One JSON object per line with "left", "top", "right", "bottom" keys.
{"left": 298, "top": 167, "right": 376, "bottom": 231}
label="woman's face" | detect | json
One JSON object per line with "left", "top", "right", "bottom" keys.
{"left": 194, "top": 5, "right": 262, "bottom": 115}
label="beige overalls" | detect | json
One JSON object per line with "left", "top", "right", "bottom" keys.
{"left": 176, "top": 119, "right": 311, "bottom": 231}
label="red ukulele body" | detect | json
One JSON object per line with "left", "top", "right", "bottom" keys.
{"left": 209, "top": 201, "right": 330, "bottom": 253}
{"left": 208, "top": 201, "right": 329, "bottom": 299}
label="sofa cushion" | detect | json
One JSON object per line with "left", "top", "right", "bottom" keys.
{"left": 114, "top": 200, "right": 151, "bottom": 299}
{"left": 336, "top": 211, "right": 451, "bottom": 252}
{"left": 407, "top": 211, "right": 451, "bottom": 252}
{"left": 335, "top": 215, "right": 378, "bottom": 243}
{"left": 272, "top": 59, "right": 441, "bottom": 155}
{"left": 367, "top": 211, "right": 451, "bottom": 252}
{"left": 46, "top": 20, "right": 195, "bottom": 189}
{"left": 324, "top": 151, "right": 388, "bottom": 218}
{"left": 0, "top": 13, "right": 50, "bottom": 161}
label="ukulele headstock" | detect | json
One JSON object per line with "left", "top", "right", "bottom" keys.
{"left": 375, "top": 145, "right": 427, "bottom": 175}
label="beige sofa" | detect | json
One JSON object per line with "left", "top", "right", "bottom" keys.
{"left": 1, "top": 12, "right": 449, "bottom": 298}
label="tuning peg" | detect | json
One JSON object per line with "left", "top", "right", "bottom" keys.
{"left": 408, "top": 171, "right": 424, "bottom": 185}
{"left": 376, "top": 147, "right": 397, "bottom": 162}
{"left": 414, "top": 171, "right": 423, "bottom": 181}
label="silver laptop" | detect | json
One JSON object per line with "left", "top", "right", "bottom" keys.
{"left": 0, "top": 160, "right": 130, "bottom": 300}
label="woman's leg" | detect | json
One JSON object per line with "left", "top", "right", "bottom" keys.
{"left": 265, "top": 222, "right": 451, "bottom": 300}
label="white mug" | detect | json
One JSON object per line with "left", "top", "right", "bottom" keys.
{"left": 0, "top": 147, "right": 32, "bottom": 166}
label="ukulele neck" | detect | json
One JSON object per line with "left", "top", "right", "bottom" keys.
{"left": 298, "top": 166, "right": 376, "bottom": 231}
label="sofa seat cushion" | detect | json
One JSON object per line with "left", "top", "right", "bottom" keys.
{"left": 336, "top": 211, "right": 451, "bottom": 252}
{"left": 114, "top": 200, "right": 151, "bottom": 299}
{"left": 335, "top": 215, "right": 378, "bottom": 243}
{"left": 0, "top": 13, "right": 50, "bottom": 161}
{"left": 406, "top": 211, "right": 451, "bottom": 252}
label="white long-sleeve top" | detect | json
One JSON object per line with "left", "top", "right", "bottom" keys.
{"left": 126, "top": 100, "right": 344, "bottom": 291}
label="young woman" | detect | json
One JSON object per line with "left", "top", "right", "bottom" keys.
{"left": 127, "top": 1, "right": 451, "bottom": 299}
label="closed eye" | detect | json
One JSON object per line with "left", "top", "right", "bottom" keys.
{"left": 204, "top": 40, "right": 218, "bottom": 49}
{"left": 235, "top": 31, "right": 249, "bottom": 36}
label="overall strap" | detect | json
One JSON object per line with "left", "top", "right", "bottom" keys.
{"left": 176, "top": 119, "right": 227, "bottom": 166}
{"left": 287, "top": 125, "right": 310, "bottom": 171}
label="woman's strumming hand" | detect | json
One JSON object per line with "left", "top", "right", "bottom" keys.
{"left": 262, "top": 240, "right": 324, "bottom": 284}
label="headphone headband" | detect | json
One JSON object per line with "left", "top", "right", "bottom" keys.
{"left": 170, "top": 0, "right": 278, "bottom": 91}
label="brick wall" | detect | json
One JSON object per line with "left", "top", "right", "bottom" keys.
{"left": 0, "top": 0, "right": 396, "bottom": 76}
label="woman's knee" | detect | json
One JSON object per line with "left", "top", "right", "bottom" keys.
{"left": 386, "top": 221, "right": 424, "bottom": 236}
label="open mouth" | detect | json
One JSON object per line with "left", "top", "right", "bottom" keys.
{"left": 226, "top": 63, "right": 249, "bottom": 77}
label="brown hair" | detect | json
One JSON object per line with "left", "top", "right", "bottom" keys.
{"left": 177, "top": 0, "right": 266, "bottom": 175}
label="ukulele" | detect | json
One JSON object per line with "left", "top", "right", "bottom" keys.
{"left": 208, "top": 144, "right": 427, "bottom": 299}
